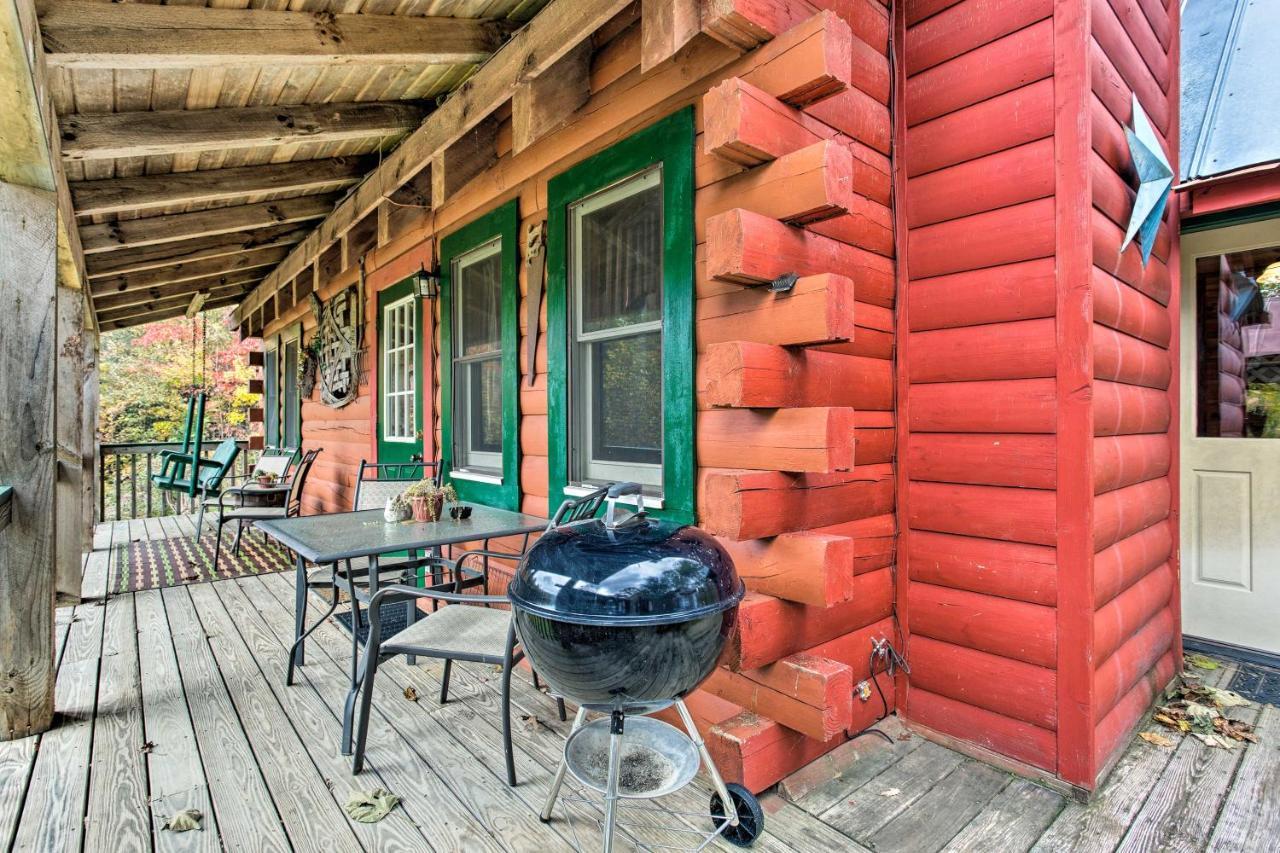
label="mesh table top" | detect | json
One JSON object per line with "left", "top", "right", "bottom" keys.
{"left": 254, "top": 504, "right": 547, "bottom": 563}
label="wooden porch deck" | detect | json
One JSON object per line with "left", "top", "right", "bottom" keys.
{"left": 1, "top": 517, "right": 1275, "bottom": 852}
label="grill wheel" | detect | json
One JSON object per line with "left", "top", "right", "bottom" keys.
{"left": 709, "top": 783, "right": 764, "bottom": 847}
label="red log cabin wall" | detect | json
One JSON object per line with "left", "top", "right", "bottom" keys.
{"left": 896, "top": 0, "right": 1179, "bottom": 789}
{"left": 254, "top": 0, "right": 1181, "bottom": 795}
{"left": 259, "top": 1, "right": 898, "bottom": 793}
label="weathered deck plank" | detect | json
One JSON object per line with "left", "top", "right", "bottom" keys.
{"left": 818, "top": 739, "right": 967, "bottom": 840}
{"left": 942, "top": 778, "right": 1065, "bottom": 853}
{"left": 134, "top": 590, "right": 221, "bottom": 853}
{"left": 1115, "top": 700, "right": 1262, "bottom": 853}
{"left": 240, "top": 574, "right": 573, "bottom": 852}
{"left": 1207, "top": 702, "right": 1280, "bottom": 852}
{"left": 200, "top": 573, "right": 499, "bottom": 845}
{"left": 869, "top": 760, "right": 1010, "bottom": 852}
{"left": 11, "top": 602, "right": 105, "bottom": 852}
{"left": 189, "top": 580, "right": 434, "bottom": 851}
{"left": 84, "top": 594, "right": 152, "bottom": 852}
{"left": 790, "top": 729, "right": 923, "bottom": 815}
{"left": 0, "top": 608, "right": 76, "bottom": 850}
{"left": 158, "top": 584, "right": 295, "bottom": 850}
{"left": 8, "top": 520, "right": 1280, "bottom": 853}
{"left": 1032, "top": 664, "right": 1236, "bottom": 853}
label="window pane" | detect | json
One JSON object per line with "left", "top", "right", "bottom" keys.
{"left": 458, "top": 248, "right": 502, "bottom": 355}
{"left": 468, "top": 358, "right": 503, "bottom": 454}
{"left": 576, "top": 175, "right": 663, "bottom": 333}
{"left": 1197, "top": 246, "right": 1280, "bottom": 437}
{"left": 283, "top": 340, "right": 299, "bottom": 448}
{"left": 263, "top": 349, "right": 279, "bottom": 448}
{"left": 589, "top": 332, "right": 661, "bottom": 465}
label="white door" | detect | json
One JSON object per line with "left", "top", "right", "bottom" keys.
{"left": 1181, "top": 218, "right": 1280, "bottom": 655}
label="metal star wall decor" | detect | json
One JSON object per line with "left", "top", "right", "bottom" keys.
{"left": 1121, "top": 94, "right": 1174, "bottom": 266}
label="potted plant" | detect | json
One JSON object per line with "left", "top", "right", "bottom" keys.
{"left": 384, "top": 493, "right": 411, "bottom": 523}
{"left": 402, "top": 479, "right": 456, "bottom": 523}
{"left": 252, "top": 469, "right": 280, "bottom": 488}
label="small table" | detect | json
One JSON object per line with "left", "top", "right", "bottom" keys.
{"left": 255, "top": 503, "right": 548, "bottom": 750}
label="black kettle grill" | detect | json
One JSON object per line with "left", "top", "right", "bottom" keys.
{"left": 509, "top": 484, "right": 762, "bottom": 851}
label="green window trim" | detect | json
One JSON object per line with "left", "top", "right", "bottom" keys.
{"left": 376, "top": 278, "right": 425, "bottom": 465}
{"left": 440, "top": 198, "right": 521, "bottom": 510}
{"left": 546, "top": 107, "right": 696, "bottom": 525}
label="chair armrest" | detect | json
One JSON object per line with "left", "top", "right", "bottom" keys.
{"left": 369, "top": 583, "right": 507, "bottom": 610}
{"left": 452, "top": 548, "right": 525, "bottom": 573}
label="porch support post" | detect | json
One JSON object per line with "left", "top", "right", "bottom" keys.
{"left": 0, "top": 180, "right": 59, "bottom": 738}
{"left": 55, "top": 281, "right": 89, "bottom": 603}
{"left": 0, "top": 0, "right": 79, "bottom": 738}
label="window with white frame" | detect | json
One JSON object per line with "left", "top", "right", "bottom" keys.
{"left": 568, "top": 166, "right": 664, "bottom": 492}
{"left": 381, "top": 296, "right": 417, "bottom": 443}
{"left": 263, "top": 346, "right": 279, "bottom": 448}
{"left": 282, "top": 333, "right": 300, "bottom": 450}
{"left": 452, "top": 238, "right": 504, "bottom": 473}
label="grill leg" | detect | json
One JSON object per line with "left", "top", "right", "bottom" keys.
{"left": 540, "top": 705, "right": 586, "bottom": 822}
{"left": 675, "top": 699, "right": 739, "bottom": 828}
{"left": 602, "top": 710, "right": 625, "bottom": 853}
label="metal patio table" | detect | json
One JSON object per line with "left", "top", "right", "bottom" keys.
{"left": 255, "top": 503, "right": 548, "bottom": 750}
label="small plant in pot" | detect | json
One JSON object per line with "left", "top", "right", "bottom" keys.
{"left": 401, "top": 479, "right": 456, "bottom": 522}
{"left": 252, "top": 469, "right": 280, "bottom": 488}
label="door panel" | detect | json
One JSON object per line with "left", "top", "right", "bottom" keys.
{"left": 1181, "top": 218, "right": 1280, "bottom": 654}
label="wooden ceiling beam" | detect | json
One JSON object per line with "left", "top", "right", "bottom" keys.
{"left": 84, "top": 224, "right": 308, "bottom": 279}
{"left": 93, "top": 270, "right": 263, "bottom": 313}
{"left": 71, "top": 156, "right": 371, "bottom": 217}
{"left": 59, "top": 101, "right": 428, "bottom": 162}
{"left": 39, "top": 0, "right": 511, "bottom": 69}
{"left": 98, "top": 293, "right": 246, "bottom": 330}
{"left": 235, "top": 0, "right": 634, "bottom": 323}
{"left": 89, "top": 249, "right": 289, "bottom": 300}
{"left": 79, "top": 194, "right": 337, "bottom": 254}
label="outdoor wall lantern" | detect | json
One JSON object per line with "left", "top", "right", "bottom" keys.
{"left": 412, "top": 263, "right": 440, "bottom": 300}
{"left": 1121, "top": 94, "right": 1174, "bottom": 267}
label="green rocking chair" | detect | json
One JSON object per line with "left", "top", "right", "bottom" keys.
{"left": 151, "top": 393, "right": 241, "bottom": 538}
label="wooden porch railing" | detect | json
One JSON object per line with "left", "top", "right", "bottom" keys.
{"left": 97, "top": 440, "right": 257, "bottom": 523}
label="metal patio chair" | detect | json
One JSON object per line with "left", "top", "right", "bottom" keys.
{"left": 346, "top": 486, "right": 611, "bottom": 784}
{"left": 199, "top": 445, "right": 296, "bottom": 546}
{"left": 211, "top": 448, "right": 319, "bottom": 569}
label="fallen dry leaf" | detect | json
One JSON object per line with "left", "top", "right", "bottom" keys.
{"left": 1186, "top": 653, "right": 1220, "bottom": 671}
{"left": 139, "top": 741, "right": 156, "bottom": 754}
{"left": 1139, "top": 731, "right": 1174, "bottom": 748}
{"left": 880, "top": 788, "right": 901, "bottom": 797}
{"left": 403, "top": 686, "right": 419, "bottom": 702}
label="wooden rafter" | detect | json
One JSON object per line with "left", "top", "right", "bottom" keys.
{"left": 93, "top": 270, "right": 263, "bottom": 313}
{"left": 71, "top": 156, "right": 370, "bottom": 217}
{"left": 88, "top": 248, "right": 290, "bottom": 300}
{"left": 99, "top": 293, "right": 245, "bottom": 330}
{"left": 39, "top": 0, "right": 511, "bottom": 69}
{"left": 235, "top": 0, "right": 634, "bottom": 324}
{"left": 60, "top": 101, "right": 428, "bottom": 161}
{"left": 79, "top": 195, "right": 337, "bottom": 254}
{"left": 84, "top": 224, "right": 308, "bottom": 279}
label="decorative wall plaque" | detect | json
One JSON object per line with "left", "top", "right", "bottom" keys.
{"left": 309, "top": 287, "right": 361, "bottom": 408}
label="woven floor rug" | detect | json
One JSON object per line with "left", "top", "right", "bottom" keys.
{"left": 114, "top": 533, "right": 292, "bottom": 593}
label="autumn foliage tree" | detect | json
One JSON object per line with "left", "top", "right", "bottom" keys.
{"left": 99, "top": 308, "right": 259, "bottom": 444}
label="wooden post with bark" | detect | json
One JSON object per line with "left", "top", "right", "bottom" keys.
{"left": 1, "top": 0, "right": 91, "bottom": 738}
{"left": 0, "top": 181, "right": 59, "bottom": 739}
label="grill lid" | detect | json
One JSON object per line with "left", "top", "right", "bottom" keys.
{"left": 507, "top": 514, "right": 744, "bottom": 627}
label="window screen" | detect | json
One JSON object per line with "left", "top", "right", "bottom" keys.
{"left": 567, "top": 167, "right": 664, "bottom": 491}
{"left": 452, "top": 238, "right": 504, "bottom": 472}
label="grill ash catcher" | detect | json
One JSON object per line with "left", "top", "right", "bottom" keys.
{"left": 508, "top": 483, "right": 764, "bottom": 851}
